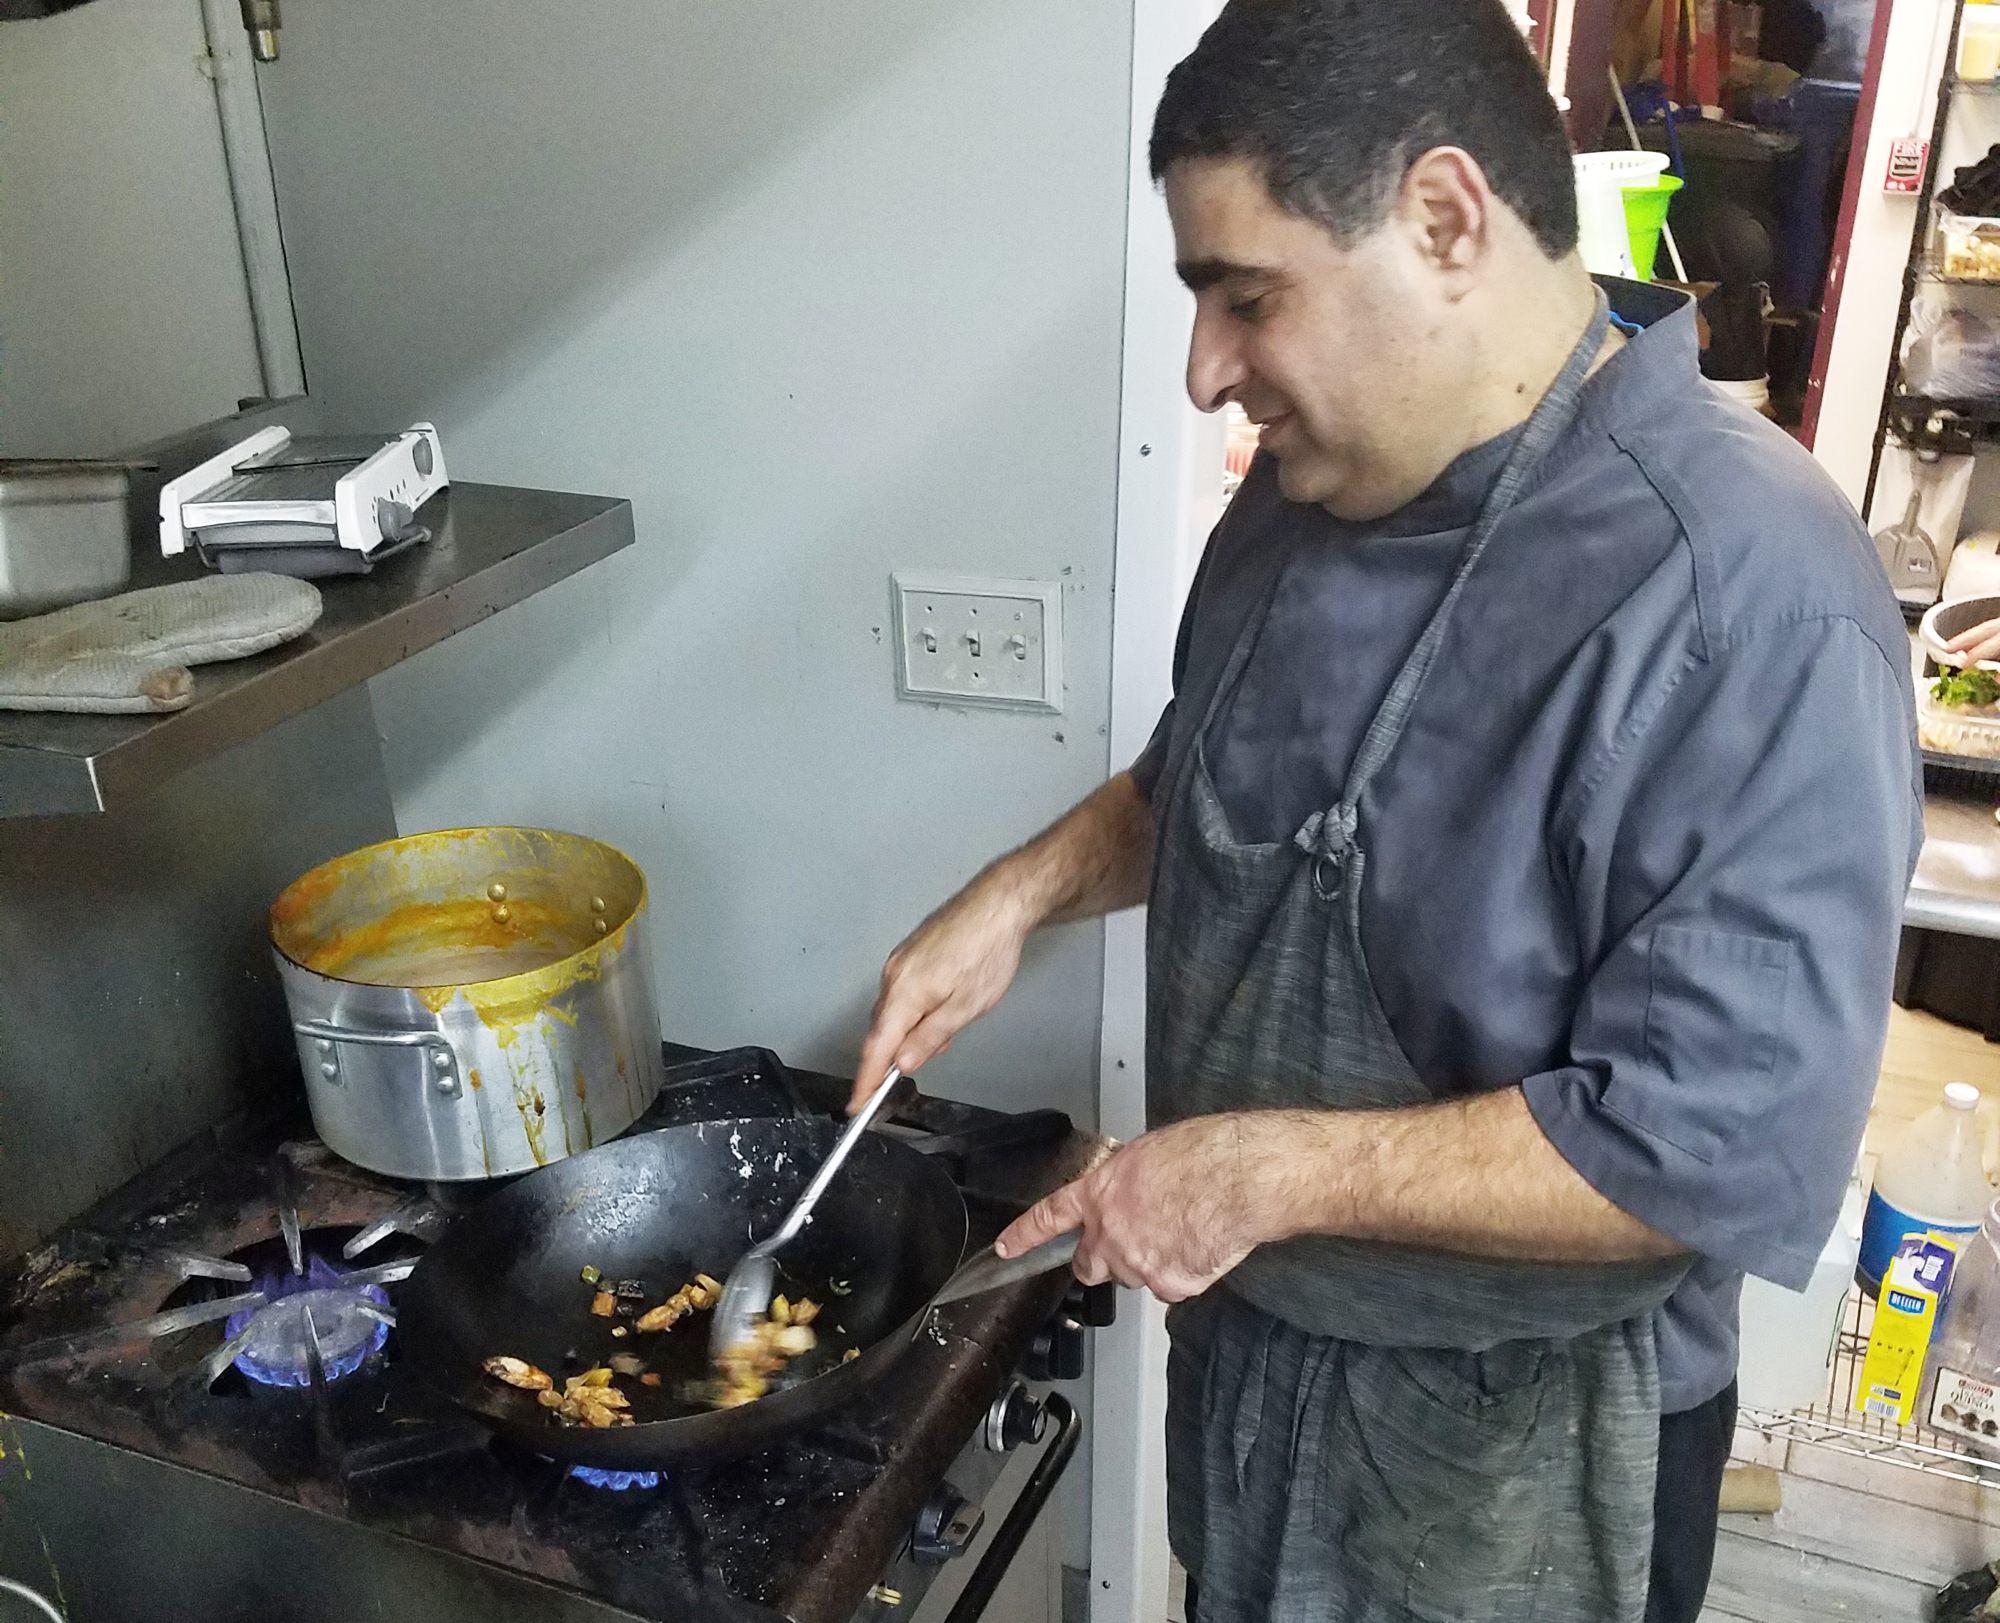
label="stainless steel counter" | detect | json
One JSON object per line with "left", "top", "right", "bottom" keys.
{"left": 1904, "top": 621, "right": 2000, "bottom": 940}
{"left": 1911, "top": 791, "right": 2000, "bottom": 939}
{"left": 0, "top": 481, "right": 633, "bottom": 817}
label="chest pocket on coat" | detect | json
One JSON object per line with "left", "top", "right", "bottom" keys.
{"left": 1627, "top": 924, "right": 1794, "bottom": 1165}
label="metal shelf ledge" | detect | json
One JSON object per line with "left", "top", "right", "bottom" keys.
{"left": 0, "top": 481, "right": 634, "bottom": 818}
{"left": 1739, "top": 1288, "right": 2000, "bottom": 1488}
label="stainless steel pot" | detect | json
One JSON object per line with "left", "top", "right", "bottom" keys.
{"left": 271, "top": 827, "right": 664, "bottom": 1180}
{"left": 0, "top": 461, "right": 133, "bottom": 620}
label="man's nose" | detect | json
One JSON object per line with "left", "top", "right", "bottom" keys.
{"left": 1185, "top": 304, "right": 1246, "bottom": 414}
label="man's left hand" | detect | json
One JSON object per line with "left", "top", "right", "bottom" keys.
{"left": 995, "top": 1115, "right": 1268, "bottom": 1301}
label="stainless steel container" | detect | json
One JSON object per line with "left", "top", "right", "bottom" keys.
{"left": 0, "top": 461, "right": 132, "bottom": 620}
{"left": 271, "top": 827, "right": 664, "bottom": 1181}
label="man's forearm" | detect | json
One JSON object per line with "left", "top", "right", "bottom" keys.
{"left": 1240, "top": 1087, "right": 1686, "bottom": 1263}
{"left": 979, "top": 771, "right": 1154, "bottom": 933}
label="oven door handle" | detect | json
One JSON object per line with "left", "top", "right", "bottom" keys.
{"left": 941, "top": 1392, "right": 1082, "bottom": 1623}
{"left": 295, "top": 1020, "right": 462, "bottom": 1098}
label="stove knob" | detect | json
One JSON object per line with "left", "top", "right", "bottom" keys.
{"left": 985, "top": 1381, "right": 1050, "bottom": 1453}
{"left": 1025, "top": 1314, "right": 1086, "bottom": 1382}
{"left": 911, "top": 1481, "right": 985, "bottom": 1563}
{"left": 1066, "top": 1280, "right": 1118, "bottom": 1328}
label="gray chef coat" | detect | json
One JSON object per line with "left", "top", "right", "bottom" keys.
{"left": 1132, "top": 278, "right": 1923, "bottom": 1412}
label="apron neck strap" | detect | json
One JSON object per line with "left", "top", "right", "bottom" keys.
{"left": 1297, "top": 287, "right": 1613, "bottom": 865}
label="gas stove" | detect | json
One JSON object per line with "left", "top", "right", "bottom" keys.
{"left": 0, "top": 1046, "right": 1107, "bottom": 1623}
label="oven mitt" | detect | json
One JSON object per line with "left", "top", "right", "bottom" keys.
{"left": 0, "top": 573, "right": 322, "bottom": 713}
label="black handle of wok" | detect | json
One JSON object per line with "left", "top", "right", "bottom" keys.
{"left": 940, "top": 1392, "right": 1081, "bottom": 1623}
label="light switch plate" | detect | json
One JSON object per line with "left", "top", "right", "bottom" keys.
{"left": 892, "top": 572, "right": 1063, "bottom": 713}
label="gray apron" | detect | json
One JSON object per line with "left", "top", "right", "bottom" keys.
{"left": 1147, "top": 293, "right": 1692, "bottom": 1623}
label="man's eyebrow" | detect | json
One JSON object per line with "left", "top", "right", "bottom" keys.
{"left": 1175, "top": 257, "right": 1281, "bottom": 293}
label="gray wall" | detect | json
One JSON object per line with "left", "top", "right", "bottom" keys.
{"left": 0, "top": 0, "right": 264, "bottom": 456}
{"left": 0, "top": 687, "right": 396, "bottom": 1261}
{"left": 255, "top": 2, "right": 1133, "bottom": 1140}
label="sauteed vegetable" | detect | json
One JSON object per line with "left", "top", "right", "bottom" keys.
{"left": 480, "top": 1269, "right": 826, "bottom": 1420}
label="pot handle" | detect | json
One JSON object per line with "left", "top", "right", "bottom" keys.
{"left": 296, "top": 1020, "right": 462, "bottom": 1098}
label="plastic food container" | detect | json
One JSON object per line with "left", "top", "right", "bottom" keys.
{"left": 1920, "top": 683, "right": 2000, "bottom": 758}
{"left": 1940, "top": 207, "right": 2000, "bottom": 282}
{"left": 1964, "top": 0, "right": 2000, "bottom": 82}
{"left": 0, "top": 461, "right": 132, "bottom": 621}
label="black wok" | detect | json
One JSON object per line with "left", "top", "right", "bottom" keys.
{"left": 396, "top": 1114, "right": 968, "bottom": 1467}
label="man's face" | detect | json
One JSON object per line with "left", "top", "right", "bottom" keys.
{"left": 1165, "top": 157, "right": 1444, "bottom": 520}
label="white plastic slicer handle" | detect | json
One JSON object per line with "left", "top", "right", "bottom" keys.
{"left": 333, "top": 422, "right": 448, "bottom": 553}
{"left": 157, "top": 425, "right": 291, "bottom": 557}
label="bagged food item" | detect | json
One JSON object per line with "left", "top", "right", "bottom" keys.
{"left": 1905, "top": 298, "right": 2000, "bottom": 398}
{"left": 1940, "top": 143, "right": 2000, "bottom": 217}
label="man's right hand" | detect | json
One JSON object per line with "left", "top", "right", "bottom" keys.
{"left": 850, "top": 883, "right": 1031, "bottom": 1114}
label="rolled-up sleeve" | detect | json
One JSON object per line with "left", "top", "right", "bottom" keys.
{"left": 1130, "top": 701, "right": 1175, "bottom": 801}
{"left": 1522, "top": 616, "right": 1920, "bottom": 1289}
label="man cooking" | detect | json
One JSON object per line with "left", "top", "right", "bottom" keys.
{"left": 851, "top": 2, "right": 1920, "bottom": 1618}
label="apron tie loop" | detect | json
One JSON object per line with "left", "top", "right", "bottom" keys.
{"left": 1294, "top": 804, "right": 1358, "bottom": 901}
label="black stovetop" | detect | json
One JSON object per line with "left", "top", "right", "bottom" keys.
{"left": 0, "top": 1046, "right": 1100, "bottom": 1623}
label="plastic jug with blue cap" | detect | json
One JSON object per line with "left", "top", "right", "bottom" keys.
{"left": 1858, "top": 1082, "right": 1995, "bottom": 1297}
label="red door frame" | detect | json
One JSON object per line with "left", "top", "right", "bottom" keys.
{"left": 1799, "top": 0, "right": 1904, "bottom": 447}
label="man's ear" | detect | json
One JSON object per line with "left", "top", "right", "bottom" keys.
{"left": 1394, "top": 146, "right": 1496, "bottom": 293}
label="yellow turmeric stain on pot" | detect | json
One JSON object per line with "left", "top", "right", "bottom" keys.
{"left": 575, "top": 1063, "right": 595, "bottom": 1150}
{"left": 269, "top": 828, "right": 654, "bottom": 1171}
{"left": 515, "top": 1080, "right": 550, "bottom": 1166}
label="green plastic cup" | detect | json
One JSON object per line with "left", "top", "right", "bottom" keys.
{"left": 1622, "top": 174, "right": 1683, "bottom": 283}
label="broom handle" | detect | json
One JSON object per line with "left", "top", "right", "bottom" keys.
{"left": 1609, "top": 66, "right": 1691, "bottom": 283}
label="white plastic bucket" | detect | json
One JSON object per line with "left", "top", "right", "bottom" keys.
{"left": 1572, "top": 152, "right": 1673, "bottom": 278}
{"left": 1574, "top": 150, "right": 1674, "bottom": 187}
{"left": 1710, "top": 375, "right": 1772, "bottom": 415}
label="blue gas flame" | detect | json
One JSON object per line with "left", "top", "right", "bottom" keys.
{"left": 224, "top": 1253, "right": 390, "bottom": 1387}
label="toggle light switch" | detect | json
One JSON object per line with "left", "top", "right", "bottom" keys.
{"left": 891, "top": 573, "right": 1063, "bottom": 712}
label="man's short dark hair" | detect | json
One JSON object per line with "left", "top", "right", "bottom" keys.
{"left": 1150, "top": 0, "right": 1578, "bottom": 260}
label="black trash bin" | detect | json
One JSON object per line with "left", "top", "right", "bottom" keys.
{"left": 1639, "top": 117, "right": 1804, "bottom": 286}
